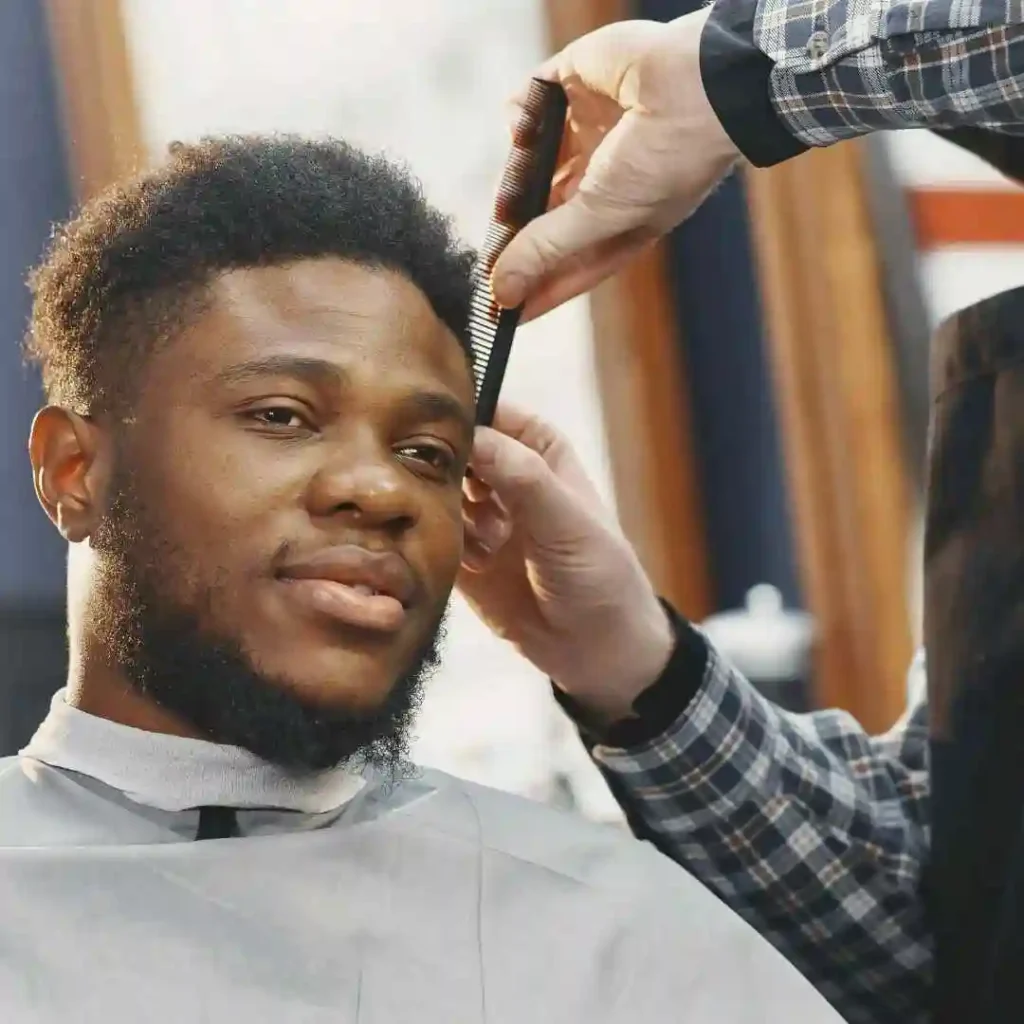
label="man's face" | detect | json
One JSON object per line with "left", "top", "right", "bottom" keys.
{"left": 90, "top": 259, "right": 475, "bottom": 772}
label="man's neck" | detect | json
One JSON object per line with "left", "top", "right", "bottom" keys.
{"left": 66, "top": 632, "right": 206, "bottom": 740}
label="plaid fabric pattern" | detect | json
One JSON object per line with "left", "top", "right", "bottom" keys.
{"left": 593, "top": 641, "right": 931, "bottom": 1024}
{"left": 753, "top": 0, "right": 1024, "bottom": 145}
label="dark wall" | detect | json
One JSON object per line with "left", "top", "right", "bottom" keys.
{"left": 0, "top": 0, "right": 73, "bottom": 752}
{"left": 636, "top": 0, "right": 802, "bottom": 613}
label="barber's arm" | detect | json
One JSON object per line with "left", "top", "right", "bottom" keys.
{"left": 703, "top": 0, "right": 1024, "bottom": 166}
{"left": 492, "top": 1, "right": 1024, "bottom": 318}
{"left": 460, "top": 406, "right": 931, "bottom": 1024}
{"left": 561, "top": 614, "right": 931, "bottom": 1024}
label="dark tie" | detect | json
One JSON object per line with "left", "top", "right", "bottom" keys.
{"left": 194, "top": 805, "right": 240, "bottom": 840}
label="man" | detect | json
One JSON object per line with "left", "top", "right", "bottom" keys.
{"left": 0, "top": 134, "right": 841, "bottom": 1023}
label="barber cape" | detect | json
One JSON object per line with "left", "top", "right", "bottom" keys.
{"left": 0, "top": 690, "right": 840, "bottom": 1023}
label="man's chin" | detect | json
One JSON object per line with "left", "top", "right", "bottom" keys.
{"left": 248, "top": 644, "right": 415, "bottom": 716}
{"left": 145, "top": 663, "right": 426, "bottom": 776}
{"left": 130, "top": 620, "right": 444, "bottom": 776}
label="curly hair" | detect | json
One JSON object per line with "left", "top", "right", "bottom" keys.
{"left": 25, "top": 134, "right": 476, "bottom": 412}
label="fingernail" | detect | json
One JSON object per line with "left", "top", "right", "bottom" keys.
{"left": 460, "top": 544, "right": 492, "bottom": 573}
{"left": 494, "top": 272, "right": 526, "bottom": 309}
{"left": 477, "top": 519, "right": 511, "bottom": 551}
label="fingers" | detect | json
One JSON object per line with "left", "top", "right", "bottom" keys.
{"left": 524, "top": 22, "right": 657, "bottom": 97}
{"left": 462, "top": 477, "right": 510, "bottom": 545}
{"left": 492, "top": 108, "right": 654, "bottom": 310}
{"left": 459, "top": 536, "right": 494, "bottom": 574}
{"left": 485, "top": 403, "right": 557, "bottom": 449}
{"left": 462, "top": 507, "right": 511, "bottom": 570}
{"left": 504, "top": 51, "right": 568, "bottom": 140}
{"left": 475, "top": 403, "right": 581, "bottom": 475}
{"left": 477, "top": 405, "right": 602, "bottom": 501}
{"left": 518, "top": 230, "right": 656, "bottom": 323}
{"left": 462, "top": 471, "right": 492, "bottom": 504}
{"left": 494, "top": 21, "right": 678, "bottom": 316}
{"left": 469, "top": 427, "right": 563, "bottom": 523}
{"left": 481, "top": 405, "right": 576, "bottom": 476}
{"left": 494, "top": 82, "right": 629, "bottom": 308}
{"left": 491, "top": 194, "right": 611, "bottom": 309}
{"left": 467, "top": 421, "right": 613, "bottom": 551}
{"left": 461, "top": 484, "right": 512, "bottom": 572}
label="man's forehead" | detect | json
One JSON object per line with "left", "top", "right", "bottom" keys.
{"left": 161, "top": 258, "right": 473, "bottom": 401}
{"left": 210, "top": 259, "right": 437, "bottom": 340}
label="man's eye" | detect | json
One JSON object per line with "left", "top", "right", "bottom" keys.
{"left": 397, "top": 444, "right": 455, "bottom": 474}
{"left": 250, "top": 407, "right": 310, "bottom": 430}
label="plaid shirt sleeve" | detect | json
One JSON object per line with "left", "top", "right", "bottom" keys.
{"left": 701, "top": 0, "right": 1024, "bottom": 166}
{"left": 589, "top": 635, "right": 931, "bottom": 1024}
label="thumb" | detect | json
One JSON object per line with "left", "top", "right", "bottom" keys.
{"left": 470, "top": 427, "right": 586, "bottom": 543}
{"left": 491, "top": 191, "right": 626, "bottom": 309}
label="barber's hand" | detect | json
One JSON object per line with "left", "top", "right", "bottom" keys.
{"left": 492, "top": 9, "right": 739, "bottom": 321}
{"left": 457, "top": 405, "right": 673, "bottom": 726}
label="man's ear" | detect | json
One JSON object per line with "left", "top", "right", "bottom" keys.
{"left": 28, "top": 407, "right": 110, "bottom": 543}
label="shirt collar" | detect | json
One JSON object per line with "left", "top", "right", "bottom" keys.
{"left": 20, "top": 688, "right": 366, "bottom": 814}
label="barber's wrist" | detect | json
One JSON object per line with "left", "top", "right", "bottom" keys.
{"left": 662, "top": 7, "right": 741, "bottom": 172}
{"left": 697, "top": 0, "right": 809, "bottom": 167}
{"left": 552, "top": 599, "right": 675, "bottom": 729}
{"left": 552, "top": 599, "right": 711, "bottom": 749}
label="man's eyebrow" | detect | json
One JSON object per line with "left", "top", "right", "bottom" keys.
{"left": 212, "top": 356, "right": 346, "bottom": 390}
{"left": 398, "top": 391, "right": 475, "bottom": 443}
{"left": 212, "top": 357, "right": 474, "bottom": 439}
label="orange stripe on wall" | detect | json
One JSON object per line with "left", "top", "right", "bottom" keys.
{"left": 909, "top": 188, "right": 1024, "bottom": 248}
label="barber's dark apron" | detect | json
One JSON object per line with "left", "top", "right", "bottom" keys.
{"left": 924, "top": 127, "right": 1024, "bottom": 1022}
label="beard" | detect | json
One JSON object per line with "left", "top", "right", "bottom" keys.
{"left": 88, "top": 473, "right": 444, "bottom": 777}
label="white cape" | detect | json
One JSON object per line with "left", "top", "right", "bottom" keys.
{"left": 0, "top": 756, "right": 843, "bottom": 1022}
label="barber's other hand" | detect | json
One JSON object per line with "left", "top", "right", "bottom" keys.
{"left": 458, "top": 405, "right": 673, "bottom": 726}
{"left": 492, "top": 9, "right": 739, "bottom": 321}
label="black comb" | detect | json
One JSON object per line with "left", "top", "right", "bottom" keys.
{"left": 469, "top": 78, "right": 568, "bottom": 426}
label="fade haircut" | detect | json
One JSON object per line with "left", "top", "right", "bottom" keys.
{"left": 25, "top": 134, "right": 476, "bottom": 412}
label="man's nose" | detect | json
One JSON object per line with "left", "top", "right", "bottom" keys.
{"left": 307, "top": 440, "right": 419, "bottom": 534}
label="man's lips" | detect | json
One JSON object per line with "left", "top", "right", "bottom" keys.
{"left": 276, "top": 546, "right": 418, "bottom": 633}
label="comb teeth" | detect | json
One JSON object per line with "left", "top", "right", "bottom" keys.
{"left": 491, "top": 148, "right": 543, "bottom": 229}
{"left": 470, "top": 79, "right": 567, "bottom": 426}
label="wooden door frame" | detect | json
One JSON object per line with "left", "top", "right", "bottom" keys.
{"left": 43, "top": 0, "right": 144, "bottom": 201}
{"left": 745, "top": 146, "right": 914, "bottom": 730}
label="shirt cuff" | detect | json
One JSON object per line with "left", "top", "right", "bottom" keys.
{"left": 699, "top": 0, "right": 809, "bottom": 168}
{"left": 552, "top": 600, "right": 709, "bottom": 749}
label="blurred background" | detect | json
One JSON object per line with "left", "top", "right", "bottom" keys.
{"left": 0, "top": 0, "right": 1015, "bottom": 819}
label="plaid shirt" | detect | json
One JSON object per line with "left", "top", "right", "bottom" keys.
{"left": 702, "top": 0, "right": 1024, "bottom": 166}
{"left": 590, "top": 635, "right": 931, "bottom": 1024}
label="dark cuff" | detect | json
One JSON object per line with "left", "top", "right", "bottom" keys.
{"left": 699, "top": 0, "right": 809, "bottom": 168}
{"left": 553, "top": 600, "right": 709, "bottom": 750}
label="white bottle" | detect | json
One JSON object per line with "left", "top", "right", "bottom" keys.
{"left": 700, "top": 584, "right": 816, "bottom": 711}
